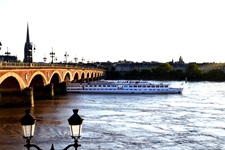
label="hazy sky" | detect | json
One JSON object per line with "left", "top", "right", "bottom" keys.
{"left": 1, "top": 0, "right": 225, "bottom": 63}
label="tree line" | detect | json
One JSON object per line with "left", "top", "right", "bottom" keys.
{"left": 106, "top": 63, "right": 225, "bottom": 81}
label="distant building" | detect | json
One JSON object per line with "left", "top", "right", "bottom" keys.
{"left": 24, "top": 23, "right": 34, "bottom": 63}
{"left": 0, "top": 55, "right": 17, "bottom": 62}
{"left": 115, "top": 62, "right": 161, "bottom": 72}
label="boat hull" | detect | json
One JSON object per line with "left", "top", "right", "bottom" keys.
{"left": 67, "top": 88, "right": 183, "bottom": 94}
{"left": 66, "top": 80, "right": 183, "bottom": 94}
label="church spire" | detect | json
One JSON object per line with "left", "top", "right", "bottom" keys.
{"left": 24, "top": 23, "right": 32, "bottom": 63}
{"left": 26, "top": 23, "right": 30, "bottom": 44}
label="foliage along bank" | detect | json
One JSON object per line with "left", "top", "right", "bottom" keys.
{"left": 105, "top": 63, "right": 225, "bottom": 81}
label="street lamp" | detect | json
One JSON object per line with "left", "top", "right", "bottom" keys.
{"left": 81, "top": 57, "right": 85, "bottom": 63}
{"left": 20, "top": 109, "right": 83, "bottom": 150}
{"left": 63, "top": 109, "right": 84, "bottom": 150}
{"left": 0, "top": 41, "right": 2, "bottom": 50}
{"left": 20, "top": 109, "right": 41, "bottom": 150}
{"left": 5, "top": 47, "right": 11, "bottom": 62}
{"left": 49, "top": 47, "right": 55, "bottom": 64}
{"left": 54, "top": 57, "right": 58, "bottom": 63}
{"left": 43, "top": 56, "right": 47, "bottom": 63}
{"left": 64, "top": 51, "right": 69, "bottom": 64}
{"left": 74, "top": 56, "right": 78, "bottom": 63}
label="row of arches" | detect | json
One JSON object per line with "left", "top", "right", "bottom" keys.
{"left": 0, "top": 70, "right": 103, "bottom": 91}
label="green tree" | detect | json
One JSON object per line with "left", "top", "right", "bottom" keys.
{"left": 156, "top": 63, "right": 173, "bottom": 73}
{"left": 186, "top": 63, "right": 202, "bottom": 80}
{"left": 170, "top": 69, "right": 185, "bottom": 80}
{"left": 153, "top": 63, "right": 173, "bottom": 79}
{"left": 205, "top": 69, "right": 225, "bottom": 81}
{"left": 140, "top": 69, "right": 152, "bottom": 79}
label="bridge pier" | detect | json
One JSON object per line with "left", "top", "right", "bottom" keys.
{"left": 33, "top": 84, "right": 54, "bottom": 100}
{"left": 0, "top": 87, "right": 34, "bottom": 107}
{"left": 54, "top": 82, "right": 67, "bottom": 95}
{"left": 0, "top": 82, "right": 68, "bottom": 107}
{"left": 32, "top": 82, "right": 67, "bottom": 100}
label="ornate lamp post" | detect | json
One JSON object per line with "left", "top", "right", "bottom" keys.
{"left": 49, "top": 47, "right": 55, "bottom": 64}
{"left": 81, "top": 57, "right": 85, "bottom": 63}
{"left": 63, "top": 109, "right": 84, "bottom": 150}
{"left": 54, "top": 57, "right": 58, "bottom": 63}
{"left": 5, "top": 47, "right": 11, "bottom": 62}
{"left": 64, "top": 51, "right": 69, "bottom": 64}
{"left": 43, "top": 56, "right": 47, "bottom": 63}
{"left": 20, "top": 109, "right": 84, "bottom": 150}
{"left": 74, "top": 56, "right": 78, "bottom": 63}
{"left": 20, "top": 109, "right": 41, "bottom": 150}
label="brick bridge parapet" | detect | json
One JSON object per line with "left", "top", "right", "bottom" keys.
{"left": 0, "top": 62, "right": 105, "bottom": 90}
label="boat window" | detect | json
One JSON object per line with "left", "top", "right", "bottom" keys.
{"left": 134, "top": 86, "right": 137, "bottom": 87}
{"left": 165, "top": 85, "right": 168, "bottom": 87}
{"left": 152, "top": 86, "right": 155, "bottom": 88}
{"left": 156, "top": 85, "right": 159, "bottom": 88}
{"left": 129, "top": 86, "right": 132, "bottom": 87}
{"left": 107, "top": 85, "right": 110, "bottom": 87}
{"left": 160, "top": 85, "right": 163, "bottom": 88}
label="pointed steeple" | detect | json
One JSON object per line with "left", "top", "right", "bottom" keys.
{"left": 26, "top": 23, "right": 30, "bottom": 44}
{"left": 24, "top": 23, "right": 32, "bottom": 63}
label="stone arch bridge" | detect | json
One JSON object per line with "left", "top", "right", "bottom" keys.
{"left": 0, "top": 62, "right": 105, "bottom": 107}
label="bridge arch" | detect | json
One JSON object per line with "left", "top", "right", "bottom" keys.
{"left": 63, "top": 71, "right": 72, "bottom": 83}
{"left": 91, "top": 72, "right": 93, "bottom": 81}
{"left": 81, "top": 72, "right": 85, "bottom": 82}
{"left": 50, "top": 71, "right": 63, "bottom": 84}
{"left": 28, "top": 71, "right": 48, "bottom": 87}
{"left": 86, "top": 72, "right": 90, "bottom": 82}
{"left": 95, "top": 72, "right": 98, "bottom": 80}
{"left": 0, "top": 72, "right": 26, "bottom": 90}
{"left": 73, "top": 72, "right": 79, "bottom": 82}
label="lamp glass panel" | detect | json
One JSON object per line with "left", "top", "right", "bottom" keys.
{"left": 70, "top": 124, "right": 82, "bottom": 137}
{"left": 22, "top": 124, "right": 35, "bottom": 138}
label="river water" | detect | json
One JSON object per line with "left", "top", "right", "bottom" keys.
{"left": 1, "top": 81, "right": 225, "bottom": 150}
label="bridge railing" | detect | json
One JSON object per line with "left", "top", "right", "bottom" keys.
{"left": 0, "top": 62, "right": 105, "bottom": 70}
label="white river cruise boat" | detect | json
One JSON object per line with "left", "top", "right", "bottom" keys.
{"left": 67, "top": 80, "right": 183, "bottom": 94}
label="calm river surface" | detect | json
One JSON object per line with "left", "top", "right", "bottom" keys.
{"left": 1, "top": 81, "right": 225, "bottom": 150}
